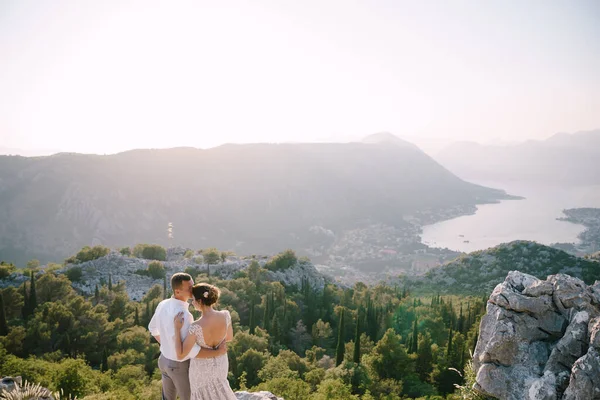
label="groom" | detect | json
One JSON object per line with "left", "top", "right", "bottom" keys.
{"left": 148, "top": 272, "right": 227, "bottom": 400}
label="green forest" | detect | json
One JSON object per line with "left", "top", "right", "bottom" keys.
{"left": 0, "top": 247, "right": 488, "bottom": 400}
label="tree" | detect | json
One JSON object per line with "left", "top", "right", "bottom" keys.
{"left": 21, "top": 282, "right": 29, "bottom": 320}
{"left": 202, "top": 248, "right": 220, "bottom": 277}
{"left": 55, "top": 358, "right": 92, "bottom": 398}
{"left": 1, "top": 287, "right": 23, "bottom": 319}
{"left": 119, "top": 247, "right": 131, "bottom": 256}
{"left": 29, "top": 271, "right": 37, "bottom": 314}
{"left": 353, "top": 314, "right": 361, "bottom": 364}
{"left": 66, "top": 266, "right": 83, "bottom": 283}
{"left": 247, "top": 260, "right": 261, "bottom": 283}
{"left": 220, "top": 251, "right": 227, "bottom": 264}
{"left": 289, "top": 320, "right": 312, "bottom": 355}
{"left": 370, "top": 329, "right": 412, "bottom": 381}
{"left": 0, "top": 262, "right": 16, "bottom": 279}
{"left": 312, "top": 319, "right": 333, "bottom": 349}
{"left": 264, "top": 249, "right": 298, "bottom": 271}
{"left": 108, "top": 274, "right": 113, "bottom": 291}
{"left": 336, "top": 308, "right": 345, "bottom": 366}
{"left": 147, "top": 261, "right": 166, "bottom": 280}
{"left": 0, "top": 293, "right": 9, "bottom": 336}
{"left": 410, "top": 317, "right": 419, "bottom": 354}
{"left": 163, "top": 275, "right": 168, "bottom": 299}
{"left": 27, "top": 259, "right": 40, "bottom": 270}
{"left": 415, "top": 333, "right": 433, "bottom": 382}
{"left": 132, "top": 244, "right": 167, "bottom": 261}
{"left": 94, "top": 284, "right": 99, "bottom": 303}
{"left": 237, "top": 349, "right": 267, "bottom": 388}
{"left": 249, "top": 299, "right": 256, "bottom": 335}
{"left": 101, "top": 348, "right": 109, "bottom": 372}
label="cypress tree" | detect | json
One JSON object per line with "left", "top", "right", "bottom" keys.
{"left": 0, "top": 293, "right": 9, "bottom": 336}
{"left": 353, "top": 312, "right": 361, "bottom": 364}
{"left": 411, "top": 317, "right": 419, "bottom": 353}
{"left": 22, "top": 283, "right": 29, "bottom": 320}
{"left": 145, "top": 301, "right": 151, "bottom": 326}
{"left": 163, "top": 276, "right": 167, "bottom": 300}
{"left": 447, "top": 325, "right": 454, "bottom": 358}
{"left": 271, "top": 314, "right": 280, "bottom": 343}
{"left": 101, "top": 348, "right": 109, "bottom": 372}
{"left": 94, "top": 284, "right": 99, "bottom": 303}
{"left": 29, "top": 271, "right": 37, "bottom": 313}
{"left": 134, "top": 306, "right": 140, "bottom": 326}
{"left": 108, "top": 274, "right": 113, "bottom": 291}
{"left": 457, "top": 304, "right": 464, "bottom": 334}
{"left": 263, "top": 294, "right": 270, "bottom": 331}
{"left": 335, "top": 308, "right": 345, "bottom": 366}
{"left": 249, "top": 299, "right": 256, "bottom": 335}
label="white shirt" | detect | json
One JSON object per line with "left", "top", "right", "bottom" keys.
{"left": 148, "top": 297, "right": 201, "bottom": 361}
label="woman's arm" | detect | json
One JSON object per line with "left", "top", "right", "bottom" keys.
{"left": 174, "top": 312, "right": 198, "bottom": 360}
{"left": 225, "top": 320, "right": 234, "bottom": 343}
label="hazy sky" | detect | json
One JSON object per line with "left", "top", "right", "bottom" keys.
{"left": 1, "top": 0, "right": 599, "bottom": 154}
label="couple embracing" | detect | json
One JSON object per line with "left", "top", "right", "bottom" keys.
{"left": 148, "top": 272, "right": 236, "bottom": 400}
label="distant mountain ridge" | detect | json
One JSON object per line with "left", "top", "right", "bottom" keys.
{"left": 0, "top": 137, "right": 509, "bottom": 265}
{"left": 436, "top": 130, "right": 600, "bottom": 184}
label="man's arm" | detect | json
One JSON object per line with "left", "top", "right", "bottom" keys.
{"left": 195, "top": 343, "right": 228, "bottom": 359}
{"left": 148, "top": 302, "right": 163, "bottom": 341}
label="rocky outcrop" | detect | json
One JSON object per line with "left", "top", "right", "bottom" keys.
{"left": 0, "top": 378, "right": 282, "bottom": 400}
{"left": 235, "top": 391, "right": 283, "bottom": 400}
{"left": 473, "top": 271, "right": 600, "bottom": 400}
{"left": 0, "top": 250, "right": 330, "bottom": 301}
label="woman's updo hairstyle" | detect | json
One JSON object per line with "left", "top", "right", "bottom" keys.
{"left": 192, "top": 283, "right": 220, "bottom": 306}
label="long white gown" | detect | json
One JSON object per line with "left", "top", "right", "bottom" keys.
{"left": 188, "top": 310, "right": 237, "bottom": 400}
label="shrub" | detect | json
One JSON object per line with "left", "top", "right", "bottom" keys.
{"left": 66, "top": 267, "right": 83, "bottom": 283}
{"left": 0, "top": 262, "right": 16, "bottom": 279}
{"left": 119, "top": 247, "right": 131, "bottom": 256}
{"left": 264, "top": 250, "right": 298, "bottom": 271}
{"left": 66, "top": 246, "right": 110, "bottom": 264}
{"left": 147, "top": 261, "right": 166, "bottom": 280}
{"left": 132, "top": 244, "right": 166, "bottom": 261}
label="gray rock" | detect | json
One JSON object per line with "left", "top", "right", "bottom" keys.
{"left": 473, "top": 271, "right": 600, "bottom": 400}
{"left": 235, "top": 391, "right": 283, "bottom": 400}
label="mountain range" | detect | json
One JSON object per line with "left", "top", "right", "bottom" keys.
{"left": 436, "top": 130, "right": 600, "bottom": 184}
{"left": 0, "top": 134, "right": 508, "bottom": 265}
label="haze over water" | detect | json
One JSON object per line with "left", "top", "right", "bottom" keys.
{"left": 421, "top": 181, "right": 600, "bottom": 252}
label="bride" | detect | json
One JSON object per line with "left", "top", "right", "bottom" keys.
{"left": 174, "top": 283, "right": 236, "bottom": 400}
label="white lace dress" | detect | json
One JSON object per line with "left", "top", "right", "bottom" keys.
{"left": 188, "top": 310, "right": 237, "bottom": 400}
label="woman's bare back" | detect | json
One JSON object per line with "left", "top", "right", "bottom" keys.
{"left": 191, "top": 310, "right": 230, "bottom": 348}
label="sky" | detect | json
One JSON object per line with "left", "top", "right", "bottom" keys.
{"left": 1, "top": 0, "right": 599, "bottom": 155}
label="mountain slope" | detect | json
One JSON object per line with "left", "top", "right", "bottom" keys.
{"left": 436, "top": 130, "right": 600, "bottom": 184}
{"left": 0, "top": 140, "right": 508, "bottom": 265}
{"left": 408, "top": 241, "right": 600, "bottom": 294}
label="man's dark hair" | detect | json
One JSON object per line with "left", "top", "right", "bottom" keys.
{"left": 171, "top": 272, "right": 192, "bottom": 291}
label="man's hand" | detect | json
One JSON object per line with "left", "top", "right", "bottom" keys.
{"left": 195, "top": 342, "right": 228, "bottom": 359}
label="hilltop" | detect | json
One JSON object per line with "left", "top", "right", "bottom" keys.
{"left": 404, "top": 241, "right": 600, "bottom": 294}
{"left": 0, "top": 137, "right": 509, "bottom": 266}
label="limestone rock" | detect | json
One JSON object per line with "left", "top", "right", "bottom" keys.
{"left": 0, "top": 250, "right": 331, "bottom": 301}
{"left": 474, "top": 271, "right": 600, "bottom": 400}
{"left": 235, "top": 391, "right": 283, "bottom": 400}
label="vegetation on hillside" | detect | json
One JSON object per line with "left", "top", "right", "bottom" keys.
{"left": 0, "top": 246, "right": 486, "bottom": 399}
{"left": 408, "top": 241, "right": 600, "bottom": 294}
